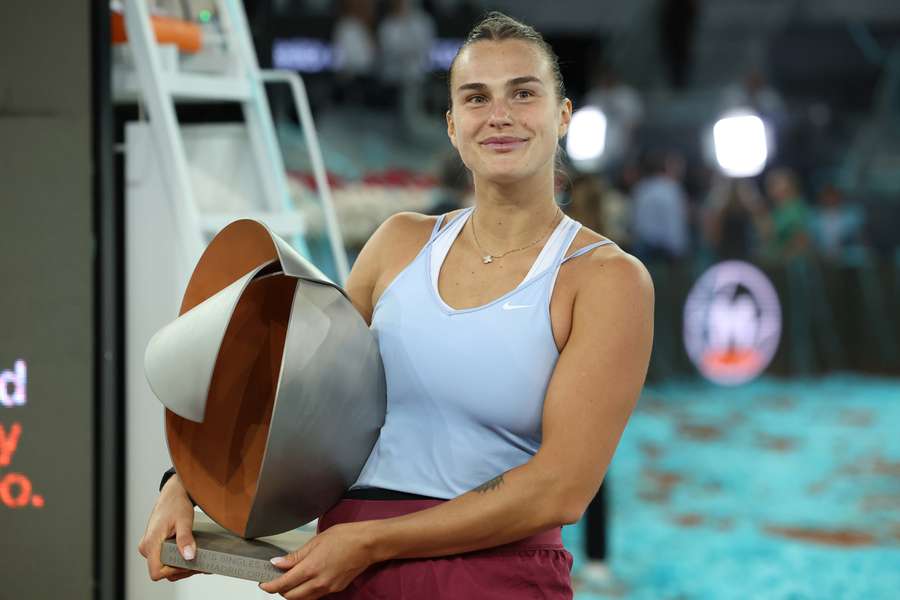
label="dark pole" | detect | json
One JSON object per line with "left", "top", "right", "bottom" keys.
{"left": 92, "top": 2, "right": 125, "bottom": 598}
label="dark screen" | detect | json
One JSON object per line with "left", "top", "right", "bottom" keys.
{"left": 0, "top": 3, "right": 95, "bottom": 599}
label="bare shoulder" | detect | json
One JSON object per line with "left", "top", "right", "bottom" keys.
{"left": 564, "top": 226, "right": 654, "bottom": 302}
{"left": 372, "top": 209, "right": 464, "bottom": 247}
{"left": 360, "top": 211, "right": 434, "bottom": 271}
{"left": 374, "top": 210, "right": 435, "bottom": 244}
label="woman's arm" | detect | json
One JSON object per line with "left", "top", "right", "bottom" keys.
{"left": 262, "top": 250, "right": 654, "bottom": 597}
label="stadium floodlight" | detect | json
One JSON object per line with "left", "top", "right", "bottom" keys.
{"left": 566, "top": 106, "right": 607, "bottom": 166}
{"left": 712, "top": 111, "right": 768, "bottom": 178}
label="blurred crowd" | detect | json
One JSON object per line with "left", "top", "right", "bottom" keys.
{"left": 428, "top": 56, "right": 874, "bottom": 267}
{"left": 331, "top": 0, "right": 439, "bottom": 133}
{"left": 430, "top": 148, "right": 873, "bottom": 268}
{"left": 301, "top": 0, "right": 894, "bottom": 267}
{"left": 562, "top": 160, "right": 869, "bottom": 267}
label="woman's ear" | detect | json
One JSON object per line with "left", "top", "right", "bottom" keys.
{"left": 446, "top": 110, "right": 457, "bottom": 148}
{"left": 557, "top": 98, "right": 573, "bottom": 139}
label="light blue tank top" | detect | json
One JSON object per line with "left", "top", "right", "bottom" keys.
{"left": 352, "top": 207, "right": 615, "bottom": 499}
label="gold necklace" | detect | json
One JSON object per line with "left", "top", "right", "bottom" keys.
{"left": 471, "top": 206, "right": 561, "bottom": 265}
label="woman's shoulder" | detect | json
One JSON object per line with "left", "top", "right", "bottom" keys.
{"left": 377, "top": 208, "right": 468, "bottom": 241}
{"left": 375, "top": 209, "right": 453, "bottom": 239}
{"left": 365, "top": 209, "right": 465, "bottom": 266}
{"left": 563, "top": 225, "right": 653, "bottom": 298}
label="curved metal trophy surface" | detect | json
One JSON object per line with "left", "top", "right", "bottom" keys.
{"left": 145, "top": 220, "right": 386, "bottom": 538}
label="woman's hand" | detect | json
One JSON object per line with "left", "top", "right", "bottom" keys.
{"left": 260, "top": 522, "right": 379, "bottom": 599}
{"left": 137, "top": 474, "right": 206, "bottom": 582}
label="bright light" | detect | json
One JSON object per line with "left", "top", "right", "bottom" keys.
{"left": 198, "top": 9, "right": 212, "bottom": 23}
{"left": 712, "top": 111, "right": 768, "bottom": 177}
{"left": 566, "top": 107, "right": 607, "bottom": 164}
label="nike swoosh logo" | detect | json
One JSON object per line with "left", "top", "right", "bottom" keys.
{"left": 502, "top": 301, "right": 533, "bottom": 311}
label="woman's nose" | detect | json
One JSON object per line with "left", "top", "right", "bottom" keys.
{"left": 488, "top": 101, "right": 512, "bottom": 126}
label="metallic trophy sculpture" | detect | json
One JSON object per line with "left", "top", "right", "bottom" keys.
{"left": 145, "top": 219, "right": 385, "bottom": 542}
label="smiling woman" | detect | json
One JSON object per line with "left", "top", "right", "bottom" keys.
{"left": 139, "top": 10, "right": 654, "bottom": 600}
{"left": 446, "top": 18, "right": 569, "bottom": 190}
{"left": 259, "top": 11, "right": 653, "bottom": 600}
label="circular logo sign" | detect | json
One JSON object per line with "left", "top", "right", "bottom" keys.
{"left": 683, "top": 261, "right": 781, "bottom": 385}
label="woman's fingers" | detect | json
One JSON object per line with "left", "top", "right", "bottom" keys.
{"left": 144, "top": 530, "right": 171, "bottom": 581}
{"left": 139, "top": 492, "right": 199, "bottom": 582}
{"left": 270, "top": 542, "right": 312, "bottom": 571}
{"left": 259, "top": 564, "right": 315, "bottom": 594}
{"left": 174, "top": 515, "right": 197, "bottom": 561}
{"left": 146, "top": 520, "right": 184, "bottom": 581}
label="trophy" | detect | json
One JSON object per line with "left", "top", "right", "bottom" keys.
{"left": 144, "top": 219, "right": 386, "bottom": 581}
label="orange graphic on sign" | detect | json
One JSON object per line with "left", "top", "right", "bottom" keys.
{"left": 0, "top": 422, "right": 21, "bottom": 467}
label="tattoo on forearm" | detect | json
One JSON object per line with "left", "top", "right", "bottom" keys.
{"left": 472, "top": 474, "right": 505, "bottom": 494}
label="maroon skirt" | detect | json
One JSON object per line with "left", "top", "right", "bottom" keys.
{"left": 317, "top": 498, "right": 573, "bottom": 599}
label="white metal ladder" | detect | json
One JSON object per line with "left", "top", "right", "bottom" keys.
{"left": 120, "top": 0, "right": 349, "bottom": 283}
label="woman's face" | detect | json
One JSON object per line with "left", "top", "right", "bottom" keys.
{"left": 447, "top": 40, "right": 571, "bottom": 186}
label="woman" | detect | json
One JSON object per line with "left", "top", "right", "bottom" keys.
{"left": 139, "top": 12, "right": 654, "bottom": 598}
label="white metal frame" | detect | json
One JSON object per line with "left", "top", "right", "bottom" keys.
{"left": 260, "top": 69, "right": 350, "bottom": 281}
{"left": 121, "top": 0, "right": 349, "bottom": 283}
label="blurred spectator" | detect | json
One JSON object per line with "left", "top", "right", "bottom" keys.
{"left": 811, "top": 183, "right": 865, "bottom": 260}
{"left": 583, "top": 64, "right": 644, "bottom": 169}
{"left": 618, "top": 159, "right": 642, "bottom": 194}
{"left": 762, "top": 168, "right": 812, "bottom": 259}
{"left": 631, "top": 152, "right": 690, "bottom": 262}
{"left": 429, "top": 153, "right": 471, "bottom": 215}
{"left": 721, "top": 67, "right": 787, "bottom": 122}
{"left": 378, "top": 0, "right": 435, "bottom": 134}
{"left": 565, "top": 174, "right": 632, "bottom": 248}
{"left": 702, "top": 176, "right": 767, "bottom": 260}
{"left": 658, "top": 0, "right": 699, "bottom": 89}
{"left": 721, "top": 67, "right": 788, "bottom": 149}
{"left": 565, "top": 174, "right": 603, "bottom": 232}
{"left": 332, "top": 0, "right": 376, "bottom": 105}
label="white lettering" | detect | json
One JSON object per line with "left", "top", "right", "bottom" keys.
{"left": 0, "top": 360, "right": 27, "bottom": 407}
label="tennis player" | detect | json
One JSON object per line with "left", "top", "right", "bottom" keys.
{"left": 140, "top": 12, "right": 653, "bottom": 599}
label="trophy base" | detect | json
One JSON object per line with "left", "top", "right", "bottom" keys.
{"left": 161, "top": 511, "right": 316, "bottom": 582}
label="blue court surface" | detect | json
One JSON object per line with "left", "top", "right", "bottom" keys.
{"left": 563, "top": 375, "right": 900, "bottom": 599}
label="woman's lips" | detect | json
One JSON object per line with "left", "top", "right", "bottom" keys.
{"left": 480, "top": 137, "right": 528, "bottom": 152}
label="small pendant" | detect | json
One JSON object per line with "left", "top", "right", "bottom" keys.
{"left": 482, "top": 255, "right": 493, "bottom": 264}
